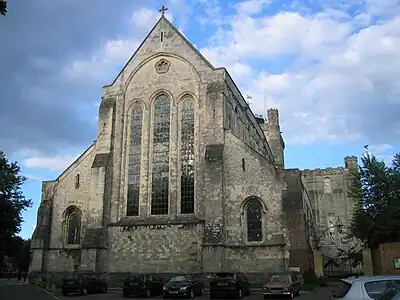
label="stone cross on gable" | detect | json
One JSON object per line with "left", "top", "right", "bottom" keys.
{"left": 159, "top": 5, "right": 168, "bottom": 16}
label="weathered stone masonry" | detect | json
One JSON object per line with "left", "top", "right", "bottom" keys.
{"left": 29, "top": 13, "right": 357, "bottom": 279}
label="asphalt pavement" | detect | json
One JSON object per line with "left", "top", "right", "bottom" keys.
{"left": 0, "top": 279, "right": 335, "bottom": 300}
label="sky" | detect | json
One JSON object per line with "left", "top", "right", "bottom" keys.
{"left": 1, "top": 0, "right": 399, "bottom": 239}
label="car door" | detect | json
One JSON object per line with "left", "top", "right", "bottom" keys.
{"left": 89, "top": 275, "right": 100, "bottom": 293}
{"left": 364, "top": 280, "right": 400, "bottom": 299}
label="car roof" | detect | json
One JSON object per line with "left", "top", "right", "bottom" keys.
{"left": 342, "top": 275, "right": 400, "bottom": 284}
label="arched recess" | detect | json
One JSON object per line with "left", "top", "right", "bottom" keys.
{"left": 126, "top": 104, "right": 143, "bottom": 216}
{"left": 323, "top": 177, "right": 332, "bottom": 194}
{"left": 242, "top": 197, "right": 266, "bottom": 243}
{"left": 179, "top": 96, "right": 195, "bottom": 214}
{"left": 123, "top": 53, "right": 203, "bottom": 95}
{"left": 62, "top": 206, "right": 82, "bottom": 245}
{"left": 150, "top": 93, "right": 171, "bottom": 215}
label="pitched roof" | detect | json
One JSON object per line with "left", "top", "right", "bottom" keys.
{"left": 105, "top": 15, "right": 215, "bottom": 88}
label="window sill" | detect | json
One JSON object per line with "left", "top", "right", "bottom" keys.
{"left": 64, "top": 244, "right": 81, "bottom": 249}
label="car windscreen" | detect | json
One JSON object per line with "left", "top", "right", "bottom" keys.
{"left": 63, "top": 274, "right": 80, "bottom": 281}
{"left": 214, "top": 273, "right": 235, "bottom": 279}
{"left": 270, "top": 275, "right": 291, "bottom": 282}
{"left": 127, "top": 275, "right": 146, "bottom": 281}
{"left": 169, "top": 276, "right": 191, "bottom": 282}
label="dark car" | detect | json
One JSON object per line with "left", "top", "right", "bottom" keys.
{"left": 209, "top": 272, "right": 251, "bottom": 299}
{"left": 61, "top": 273, "right": 107, "bottom": 296}
{"left": 163, "top": 275, "right": 204, "bottom": 298}
{"left": 262, "top": 273, "right": 301, "bottom": 299}
{"left": 123, "top": 273, "right": 165, "bottom": 298}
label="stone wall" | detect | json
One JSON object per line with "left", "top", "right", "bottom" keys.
{"left": 107, "top": 224, "right": 203, "bottom": 273}
{"left": 48, "top": 144, "right": 96, "bottom": 250}
{"left": 282, "top": 169, "right": 314, "bottom": 272}
{"left": 302, "top": 157, "right": 358, "bottom": 256}
{"left": 222, "top": 129, "right": 288, "bottom": 272}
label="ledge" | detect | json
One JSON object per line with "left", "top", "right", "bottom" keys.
{"left": 109, "top": 216, "right": 205, "bottom": 227}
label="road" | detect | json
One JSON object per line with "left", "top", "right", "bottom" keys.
{"left": 0, "top": 280, "right": 334, "bottom": 300}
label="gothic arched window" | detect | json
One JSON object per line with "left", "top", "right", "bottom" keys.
{"left": 246, "top": 199, "right": 263, "bottom": 242}
{"left": 127, "top": 106, "right": 143, "bottom": 216}
{"left": 65, "top": 208, "right": 81, "bottom": 245}
{"left": 151, "top": 94, "right": 170, "bottom": 215}
{"left": 180, "top": 98, "right": 195, "bottom": 214}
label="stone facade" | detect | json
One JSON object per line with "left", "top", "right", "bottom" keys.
{"left": 29, "top": 14, "right": 358, "bottom": 278}
{"left": 30, "top": 15, "right": 289, "bottom": 277}
{"left": 301, "top": 156, "right": 360, "bottom": 258}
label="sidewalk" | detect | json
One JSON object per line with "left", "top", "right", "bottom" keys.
{"left": 0, "top": 278, "right": 28, "bottom": 287}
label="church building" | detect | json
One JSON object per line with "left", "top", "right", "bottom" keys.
{"left": 30, "top": 9, "right": 357, "bottom": 278}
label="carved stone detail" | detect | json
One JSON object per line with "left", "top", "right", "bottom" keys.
{"left": 155, "top": 59, "right": 170, "bottom": 74}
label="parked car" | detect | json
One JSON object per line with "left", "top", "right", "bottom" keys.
{"left": 330, "top": 275, "right": 400, "bottom": 299}
{"left": 262, "top": 273, "right": 301, "bottom": 299}
{"left": 123, "top": 273, "right": 165, "bottom": 298}
{"left": 61, "top": 273, "right": 107, "bottom": 296}
{"left": 209, "top": 272, "right": 251, "bottom": 299}
{"left": 162, "top": 274, "right": 204, "bottom": 298}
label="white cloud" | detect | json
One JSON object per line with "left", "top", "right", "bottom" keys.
{"left": 61, "top": 1, "right": 400, "bottom": 146}
{"left": 235, "top": 0, "right": 271, "bottom": 15}
{"left": 63, "top": 7, "right": 174, "bottom": 82}
{"left": 201, "top": 2, "right": 400, "bottom": 145}
{"left": 22, "top": 154, "right": 78, "bottom": 172}
{"left": 367, "top": 144, "right": 396, "bottom": 165}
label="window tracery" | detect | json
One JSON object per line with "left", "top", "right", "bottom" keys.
{"left": 246, "top": 199, "right": 263, "bottom": 242}
{"left": 64, "top": 207, "right": 81, "bottom": 245}
{"left": 180, "top": 98, "right": 195, "bottom": 214}
{"left": 127, "top": 106, "right": 142, "bottom": 216}
{"left": 151, "top": 94, "right": 170, "bottom": 215}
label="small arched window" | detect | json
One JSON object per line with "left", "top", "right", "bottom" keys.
{"left": 65, "top": 208, "right": 82, "bottom": 245}
{"left": 75, "top": 174, "right": 80, "bottom": 189}
{"left": 324, "top": 177, "right": 332, "bottom": 194}
{"left": 246, "top": 200, "right": 263, "bottom": 242}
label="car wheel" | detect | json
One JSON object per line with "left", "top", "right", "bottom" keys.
{"left": 289, "top": 291, "right": 294, "bottom": 299}
{"left": 248, "top": 286, "right": 251, "bottom": 295}
{"left": 295, "top": 289, "right": 300, "bottom": 296}
{"left": 190, "top": 289, "right": 195, "bottom": 299}
{"left": 237, "top": 289, "right": 242, "bottom": 299}
{"left": 146, "top": 289, "right": 151, "bottom": 298}
{"left": 81, "top": 287, "right": 88, "bottom": 296}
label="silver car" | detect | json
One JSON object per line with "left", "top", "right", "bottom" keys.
{"left": 331, "top": 275, "right": 400, "bottom": 299}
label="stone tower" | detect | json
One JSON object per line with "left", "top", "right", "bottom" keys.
{"left": 264, "top": 109, "right": 285, "bottom": 169}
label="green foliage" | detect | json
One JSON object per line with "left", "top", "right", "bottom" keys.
{"left": 349, "top": 152, "right": 400, "bottom": 248}
{"left": 0, "top": 0, "right": 7, "bottom": 16}
{"left": 0, "top": 150, "right": 32, "bottom": 250}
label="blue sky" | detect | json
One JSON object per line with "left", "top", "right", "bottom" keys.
{"left": 1, "top": 0, "right": 399, "bottom": 239}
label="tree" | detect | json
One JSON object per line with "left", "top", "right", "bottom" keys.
{"left": 0, "top": 151, "right": 32, "bottom": 251}
{"left": 0, "top": 0, "right": 7, "bottom": 16}
{"left": 349, "top": 152, "right": 400, "bottom": 248}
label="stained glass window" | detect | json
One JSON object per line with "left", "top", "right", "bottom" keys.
{"left": 180, "top": 98, "right": 195, "bottom": 214}
{"left": 66, "top": 209, "right": 81, "bottom": 245}
{"left": 127, "top": 106, "right": 142, "bottom": 216}
{"left": 247, "top": 200, "right": 263, "bottom": 242}
{"left": 151, "top": 94, "right": 170, "bottom": 215}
